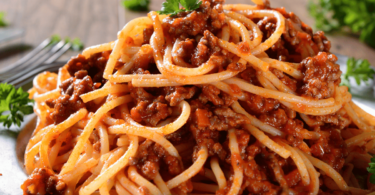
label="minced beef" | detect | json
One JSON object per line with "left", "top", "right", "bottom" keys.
{"left": 175, "top": 38, "right": 196, "bottom": 64}
{"left": 21, "top": 168, "right": 65, "bottom": 195}
{"left": 46, "top": 70, "right": 99, "bottom": 124}
{"left": 162, "top": 0, "right": 225, "bottom": 38}
{"left": 309, "top": 129, "right": 348, "bottom": 171}
{"left": 311, "top": 108, "right": 351, "bottom": 130}
{"left": 299, "top": 52, "right": 341, "bottom": 99}
{"left": 132, "top": 140, "right": 182, "bottom": 180}
{"left": 241, "top": 92, "right": 280, "bottom": 115}
{"left": 129, "top": 86, "right": 172, "bottom": 127}
{"left": 65, "top": 51, "right": 111, "bottom": 84}
{"left": 192, "top": 31, "right": 227, "bottom": 67}
{"left": 256, "top": 7, "right": 331, "bottom": 62}
{"left": 164, "top": 86, "right": 197, "bottom": 106}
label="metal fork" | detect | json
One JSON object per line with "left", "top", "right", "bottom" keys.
{"left": 5, "top": 61, "right": 67, "bottom": 88}
{"left": 0, "top": 38, "right": 71, "bottom": 81}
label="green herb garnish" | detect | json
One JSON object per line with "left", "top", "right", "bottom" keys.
{"left": 65, "top": 37, "right": 84, "bottom": 51}
{"left": 0, "top": 12, "right": 8, "bottom": 27}
{"left": 122, "top": 0, "right": 150, "bottom": 11}
{"left": 0, "top": 83, "right": 34, "bottom": 128}
{"left": 50, "top": 34, "right": 62, "bottom": 45}
{"left": 157, "top": 0, "right": 202, "bottom": 16}
{"left": 308, "top": 0, "right": 375, "bottom": 48}
{"left": 340, "top": 57, "right": 375, "bottom": 90}
{"left": 367, "top": 156, "right": 375, "bottom": 184}
{"left": 50, "top": 35, "right": 84, "bottom": 51}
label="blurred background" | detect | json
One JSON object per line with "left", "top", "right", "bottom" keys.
{"left": 0, "top": 0, "right": 374, "bottom": 68}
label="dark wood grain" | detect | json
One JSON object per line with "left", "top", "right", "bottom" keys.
{"left": 1, "top": 0, "right": 375, "bottom": 68}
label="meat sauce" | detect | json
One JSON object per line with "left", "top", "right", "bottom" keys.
{"left": 30, "top": 0, "right": 355, "bottom": 194}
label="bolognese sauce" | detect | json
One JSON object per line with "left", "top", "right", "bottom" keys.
{"left": 22, "top": 0, "right": 374, "bottom": 194}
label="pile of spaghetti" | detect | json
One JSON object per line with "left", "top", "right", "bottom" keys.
{"left": 22, "top": 0, "right": 375, "bottom": 194}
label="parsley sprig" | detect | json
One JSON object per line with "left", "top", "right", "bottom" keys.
{"left": 50, "top": 34, "right": 84, "bottom": 51}
{"left": 157, "top": 0, "right": 202, "bottom": 16}
{"left": 0, "top": 83, "right": 34, "bottom": 128}
{"left": 122, "top": 0, "right": 150, "bottom": 11}
{"left": 367, "top": 156, "right": 375, "bottom": 184}
{"left": 308, "top": 0, "right": 375, "bottom": 48}
{"left": 0, "top": 11, "right": 8, "bottom": 27}
{"left": 340, "top": 57, "right": 375, "bottom": 90}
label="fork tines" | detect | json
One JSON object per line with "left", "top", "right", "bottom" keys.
{"left": 1, "top": 38, "right": 71, "bottom": 84}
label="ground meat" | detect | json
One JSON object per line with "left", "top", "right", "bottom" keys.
{"left": 284, "top": 169, "right": 301, "bottom": 187}
{"left": 130, "top": 46, "right": 154, "bottom": 72}
{"left": 162, "top": 0, "right": 225, "bottom": 38}
{"left": 65, "top": 51, "right": 111, "bottom": 84}
{"left": 199, "top": 85, "right": 237, "bottom": 106}
{"left": 21, "top": 168, "right": 65, "bottom": 195}
{"left": 164, "top": 86, "right": 197, "bottom": 106}
{"left": 259, "top": 109, "right": 288, "bottom": 129}
{"left": 130, "top": 87, "right": 172, "bottom": 126}
{"left": 46, "top": 70, "right": 99, "bottom": 124}
{"left": 309, "top": 129, "right": 348, "bottom": 171}
{"left": 188, "top": 99, "right": 250, "bottom": 159}
{"left": 175, "top": 38, "right": 196, "bottom": 64}
{"left": 241, "top": 92, "right": 280, "bottom": 115}
{"left": 299, "top": 52, "right": 342, "bottom": 99}
{"left": 311, "top": 108, "right": 351, "bottom": 130}
{"left": 259, "top": 108, "right": 304, "bottom": 147}
{"left": 240, "top": 67, "right": 261, "bottom": 86}
{"left": 223, "top": 142, "right": 282, "bottom": 195}
{"left": 256, "top": 7, "right": 331, "bottom": 63}
{"left": 142, "top": 26, "right": 154, "bottom": 44}
{"left": 191, "top": 31, "right": 225, "bottom": 67}
{"left": 271, "top": 68, "right": 297, "bottom": 92}
{"left": 133, "top": 140, "right": 182, "bottom": 180}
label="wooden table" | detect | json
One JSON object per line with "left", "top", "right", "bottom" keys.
{"left": 1, "top": 0, "right": 375, "bottom": 67}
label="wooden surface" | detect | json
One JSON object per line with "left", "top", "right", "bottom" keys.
{"left": 1, "top": 0, "right": 375, "bottom": 67}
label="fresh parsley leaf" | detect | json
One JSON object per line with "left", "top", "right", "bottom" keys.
{"left": 0, "top": 12, "right": 7, "bottom": 27}
{"left": 69, "top": 38, "right": 84, "bottom": 51}
{"left": 340, "top": 57, "right": 375, "bottom": 90}
{"left": 51, "top": 35, "right": 84, "bottom": 51}
{"left": 308, "top": 0, "right": 375, "bottom": 48}
{"left": 122, "top": 0, "right": 150, "bottom": 12}
{"left": 50, "top": 34, "right": 62, "bottom": 46}
{"left": 0, "top": 83, "right": 34, "bottom": 128}
{"left": 180, "top": 0, "right": 201, "bottom": 11}
{"left": 368, "top": 155, "right": 375, "bottom": 184}
{"left": 157, "top": 0, "right": 202, "bottom": 16}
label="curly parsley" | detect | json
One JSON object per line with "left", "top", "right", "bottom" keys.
{"left": 308, "top": 0, "right": 375, "bottom": 48}
{"left": 122, "top": 0, "right": 150, "bottom": 11}
{"left": 157, "top": 0, "right": 202, "bottom": 16}
{"left": 367, "top": 156, "right": 375, "bottom": 184}
{"left": 340, "top": 57, "right": 375, "bottom": 90}
{"left": 0, "top": 12, "right": 7, "bottom": 27}
{"left": 0, "top": 83, "right": 34, "bottom": 128}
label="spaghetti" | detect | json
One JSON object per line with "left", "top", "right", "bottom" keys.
{"left": 22, "top": 0, "right": 375, "bottom": 194}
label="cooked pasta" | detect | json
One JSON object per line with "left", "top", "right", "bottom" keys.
{"left": 22, "top": 0, "right": 375, "bottom": 194}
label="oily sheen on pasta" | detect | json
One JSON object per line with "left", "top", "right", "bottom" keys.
{"left": 22, "top": 0, "right": 375, "bottom": 194}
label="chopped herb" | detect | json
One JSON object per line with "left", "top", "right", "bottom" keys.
{"left": 157, "top": 0, "right": 202, "bottom": 16}
{"left": 0, "top": 12, "right": 7, "bottom": 27}
{"left": 340, "top": 57, "right": 375, "bottom": 90}
{"left": 367, "top": 155, "right": 375, "bottom": 184}
{"left": 0, "top": 83, "right": 34, "bottom": 128}
{"left": 308, "top": 0, "right": 375, "bottom": 48}
{"left": 122, "top": 0, "right": 150, "bottom": 11}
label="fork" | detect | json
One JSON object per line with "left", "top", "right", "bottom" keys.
{"left": 5, "top": 61, "right": 67, "bottom": 88}
{"left": 0, "top": 38, "right": 71, "bottom": 81}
